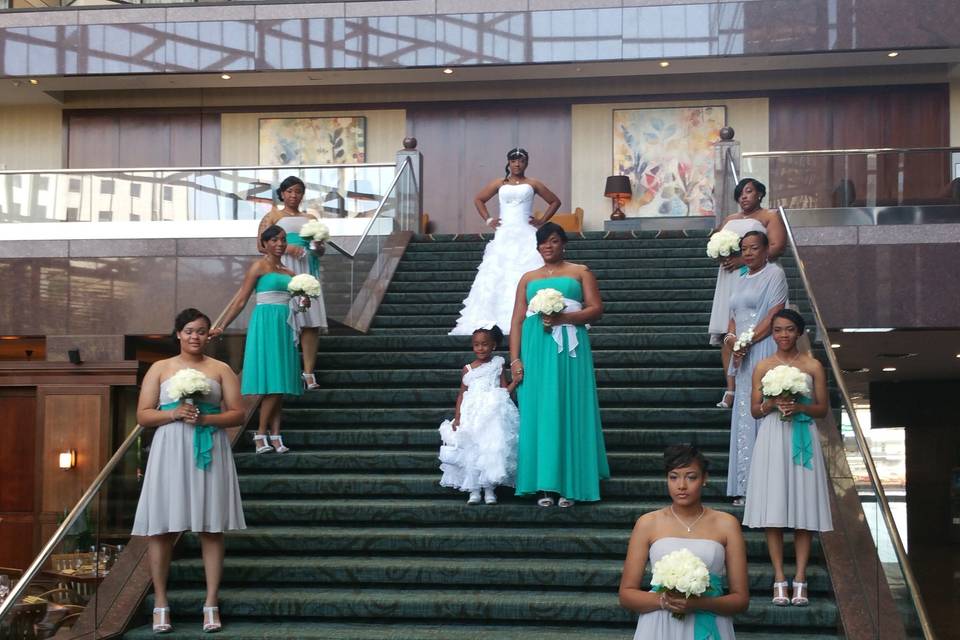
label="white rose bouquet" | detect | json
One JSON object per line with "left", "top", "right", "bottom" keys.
{"left": 166, "top": 368, "right": 212, "bottom": 406}
{"left": 288, "top": 273, "right": 322, "bottom": 313}
{"left": 299, "top": 219, "right": 330, "bottom": 251}
{"left": 706, "top": 229, "right": 741, "bottom": 259}
{"left": 528, "top": 288, "right": 566, "bottom": 332}
{"left": 733, "top": 325, "right": 755, "bottom": 352}
{"left": 650, "top": 548, "right": 712, "bottom": 620}
{"left": 761, "top": 364, "right": 811, "bottom": 421}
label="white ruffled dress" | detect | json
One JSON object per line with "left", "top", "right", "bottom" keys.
{"left": 438, "top": 356, "right": 519, "bottom": 492}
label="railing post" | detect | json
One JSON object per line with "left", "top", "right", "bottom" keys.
{"left": 396, "top": 138, "right": 423, "bottom": 231}
{"left": 866, "top": 152, "right": 878, "bottom": 207}
{"left": 713, "top": 127, "right": 740, "bottom": 228}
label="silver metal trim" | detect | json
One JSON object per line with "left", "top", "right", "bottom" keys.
{"left": 0, "top": 423, "right": 144, "bottom": 623}
{"left": 745, "top": 145, "right": 960, "bottom": 158}
{"left": 777, "top": 205, "right": 936, "bottom": 640}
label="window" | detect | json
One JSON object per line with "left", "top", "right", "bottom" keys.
{"left": 162, "top": 186, "right": 173, "bottom": 201}
{"left": 66, "top": 207, "right": 79, "bottom": 221}
{"left": 130, "top": 183, "right": 141, "bottom": 198}
{"left": 69, "top": 178, "right": 82, "bottom": 192}
{"left": 37, "top": 177, "right": 50, "bottom": 191}
{"left": 129, "top": 213, "right": 140, "bottom": 221}
{"left": 100, "top": 180, "right": 115, "bottom": 195}
{"left": 98, "top": 210, "right": 112, "bottom": 222}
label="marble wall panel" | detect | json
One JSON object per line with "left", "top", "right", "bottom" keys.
{"left": 0, "top": 258, "right": 70, "bottom": 335}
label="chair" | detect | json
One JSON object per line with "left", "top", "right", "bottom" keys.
{"left": 536, "top": 208, "right": 584, "bottom": 233}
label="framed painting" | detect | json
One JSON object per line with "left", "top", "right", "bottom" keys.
{"left": 613, "top": 106, "right": 725, "bottom": 217}
{"left": 258, "top": 116, "right": 366, "bottom": 165}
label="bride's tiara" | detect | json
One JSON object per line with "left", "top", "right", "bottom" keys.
{"left": 507, "top": 148, "right": 529, "bottom": 160}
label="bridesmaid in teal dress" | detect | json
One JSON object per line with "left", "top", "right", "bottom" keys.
{"left": 509, "top": 222, "right": 610, "bottom": 507}
{"left": 213, "top": 224, "right": 303, "bottom": 454}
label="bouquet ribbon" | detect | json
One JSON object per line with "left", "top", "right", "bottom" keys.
{"left": 791, "top": 396, "right": 814, "bottom": 470}
{"left": 286, "top": 232, "right": 322, "bottom": 279}
{"left": 652, "top": 573, "right": 725, "bottom": 640}
{"left": 525, "top": 298, "right": 586, "bottom": 357}
{"left": 159, "top": 400, "right": 222, "bottom": 471}
{"left": 255, "top": 291, "right": 301, "bottom": 346}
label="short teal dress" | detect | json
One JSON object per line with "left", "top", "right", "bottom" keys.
{"left": 240, "top": 272, "right": 303, "bottom": 396}
{"left": 515, "top": 276, "right": 610, "bottom": 501}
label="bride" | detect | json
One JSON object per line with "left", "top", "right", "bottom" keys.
{"left": 449, "top": 148, "right": 561, "bottom": 336}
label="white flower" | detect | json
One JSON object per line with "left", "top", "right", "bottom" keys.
{"left": 528, "top": 288, "right": 565, "bottom": 315}
{"left": 300, "top": 219, "right": 330, "bottom": 243}
{"left": 706, "top": 229, "right": 741, "bottom": 259}
{"left": 651, "top": 548, "right": 711, "bottom": 598}
{"left": 733, "top": 324, "right": 755, "bottom": 351}
{"left": 288, "top": 274, "right": 322, "bottom": 298}
{"left": 761, "top": 364, "right": 810, "bottom": 398}
{"left": 166, "top": 368, "right": 211, "bottom": 402}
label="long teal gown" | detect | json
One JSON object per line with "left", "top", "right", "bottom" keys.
{"left": 240, "top": 272, "right": 303, "bottom": 396}
{"left": 515, "top": 276, "right": 610, "bottom": 501}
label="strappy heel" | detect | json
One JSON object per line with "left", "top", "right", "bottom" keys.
{"left": 253, "top": 433, "right": 272, "bottom": 454}
{"left": 558, "top": 497, "right": 575, "bottom": 508}
{"left": 537, "top": 492, "right": 554, "bottom": 508}
{"left": 716, "top": 390, "right": 735, "bottom": 408}
{"left": 791, "top": 580, "right": 809, "bottom": 606}
{"left": 152, "top": 607, "right": 172, "bottom": 633}
{"left": 772, "top": 581, "right": 789, "bottom": 606}
{"left": 302, "top": 372, "right": 320, "bottom": 390}
{"left": 269, "top": 435, "right": 290, "bottom": 454}
{"left": 202, "top": 606, "right": 221, "bottom": 633}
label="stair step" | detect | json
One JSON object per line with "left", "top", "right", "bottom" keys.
{"left": 318, "top": 333, "right": 717, "bottom": 351}
{"left": 391, "top": 268, "right": 799, "bottom": 282}
{"left": 372, "top": 313, "right": 712, "bottom": 328}
{"left": 368, "top": 326, "right": 707, "bottom": 336}
{"left": 382, "top": 289, "right": 718, "bottom": 303}
{"left": 311, "top": 368, "right": 723, "bottom": 388}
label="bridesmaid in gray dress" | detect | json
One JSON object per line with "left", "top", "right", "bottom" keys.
{"left": 724, "top": 231, "right": 788, "bottom": 503}
{"left": 744, "top": 309, "right": 833, "bottom": 608}
{"left": 619, "top": 445, "right": 749, "bottom": 640}
{"left": 132, "top": 308, "right": 246, "bottom": 633}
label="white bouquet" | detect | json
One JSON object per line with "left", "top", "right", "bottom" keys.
{"left": 651, "top": 548, "right": 712, "bottom": 620}
{"left": 299, "top": 219, "right": 330, "bottom": 251}
{"left": 528, "top": 288, "right": 565, "bottom": 315}
{"left": 761, "top": 364, "right": 811, "bottom": 420}
{"left": 706, "top": 229, "right": 741, "bottom": 259}
{"left": 733, "top": 325, "right": 755, "bottom": 352}
{"left": 288, "top": 273, "right": 322, "bottom": 313}
{"left": 166, "top": 368, "right": 211, "bottom": 405}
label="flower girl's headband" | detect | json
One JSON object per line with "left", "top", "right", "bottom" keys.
{"left": 507, "top": 148, "right": 529, "bottom": 161}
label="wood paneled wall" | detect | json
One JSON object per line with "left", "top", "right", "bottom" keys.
{"left": 67, "top": 112, "right": 221, "bottom": 168}
{"left": 407, "top": 103, "right": 571, "bottom": 234}
{"left": 0, "top": 390, "right": 36, "bottom": 569}
{"left": 768, "top": 84, "right": 950, "bottom": 208}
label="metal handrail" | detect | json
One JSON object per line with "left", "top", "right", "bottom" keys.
{"left": 777, "top": 205, "right": 936, "bottom": 640}
{"left": 744, "top": 145, "right": 960, "bottom": 158}
{"left": 0, "top": 423, "right": 145, "bottom": 623}
{"left": 210, "top": 157, "right": 415, "bottom": 331}
{"left": 0, "top": 161, "right": 394, "bottom": 176}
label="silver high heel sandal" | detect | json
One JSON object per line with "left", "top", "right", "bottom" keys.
{"left": 269, "top": 435, "right": 290, "bottom": 454}
{"left": 152, "top": 607, "right": 172, "bottom": 633}
{"left": 302, "top": 372, "right": 320, "bottom": 390}
{"left": 791, "top": 580, "right": 809, "bottom": 606}
{"left": 253, "top": 433, "right": 273, "bottom": 454}
{"left": 202, "top": 606, "right": 222, "bottom": 633}
{"left": 772, "top": 581, "right": 789, "bottom": 606}
{"left": 716, "top": 390, "right": 735, "bottom": 408}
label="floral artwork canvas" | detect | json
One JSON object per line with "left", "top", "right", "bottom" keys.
{"left": 613, "top": 107, "right": 725, "bottom": 217}
{"left": 259, "top": 117, "right": 366, "bottom": 165}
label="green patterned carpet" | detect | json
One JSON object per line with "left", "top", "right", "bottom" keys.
{"left": 123, "top": 231, "right": 839, "bottom": 639}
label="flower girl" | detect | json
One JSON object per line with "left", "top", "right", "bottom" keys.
{"left": 438, "top": 325, "right": 520, "bottom": 505}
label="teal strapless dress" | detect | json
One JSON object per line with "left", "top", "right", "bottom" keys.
{"left": 240, "top": 272, "right": 303, "bottom": 396}
{"left": 515, "top": 276, "right": 609, "bottom": 501}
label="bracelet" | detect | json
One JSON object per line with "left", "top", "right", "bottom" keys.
{"left": 723, "top": 333, "right": 736, "bottom": 344}
{"left": 659, "top": 592, "right": 666, "bottom": 610}
{"left": 510, "top": 359, "right": 521, "bottom": 366}
{"left": 485, "top": 217, "right": 498, "bottom": 227}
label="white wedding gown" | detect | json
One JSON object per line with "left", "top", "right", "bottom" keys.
{"left": 449, "top": 183, "right": 544, "bottom": 335}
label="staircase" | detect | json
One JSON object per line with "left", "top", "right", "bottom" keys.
{"left": 123, "top": 231, "right": 840, "bottom": 639}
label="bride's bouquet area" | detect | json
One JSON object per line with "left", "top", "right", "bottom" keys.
{"left": 288, "top": 274, "right": 322, "bottom": 313}
{"left": 761, "top": 364, "right": 811, "bottom": 421}
{"left": 651, "top": 548, "right": 712, "bottom": 620}
{"left": 299, "top": 219, "right": 330, "bottom": 251}
{"left": 166, "top": 368, "right": 212, "bottom": 405}
{"left": 528, "top": 288, "right": 566, "bottom": 331}
{"left": 706, "top": 230, "right": 741, "bottom": 259}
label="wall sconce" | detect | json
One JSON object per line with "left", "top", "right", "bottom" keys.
{"left": 604, "top": 175, "right": 632, "bottom": 221}
{"left": 58, "top": 449, "right": 76, "bottom": 470}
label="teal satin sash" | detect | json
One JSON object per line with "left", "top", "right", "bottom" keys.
{"left": 739, "top": 265, "right": 749, "bottom": 276}
{"left": 159, "top": 400, "right": 221, "bottom": 471}
{"left": 286, "top": 232, "right": 321, "bottom": 278}
{"left": 652, "top": 573, "right": 725, "bottom": 640}
{"left": 792, "top": 396, "right": 814, "bottom": 469}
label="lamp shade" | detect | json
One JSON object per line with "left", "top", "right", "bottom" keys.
{"left": 604, "top": 175, "right": 632, "bottom": 198}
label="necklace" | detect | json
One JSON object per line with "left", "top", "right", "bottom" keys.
{"left": 670, "top": 505, "right": 706, "bottom": 533}
{"left": 776, "top": 350, "right": 800, "bottom": 366}
{"left": 545, "top": 262, "right": 564, "bottom": 277}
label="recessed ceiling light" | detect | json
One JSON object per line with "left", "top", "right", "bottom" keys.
{"left": 841, "top": 327, "right": 894, "bottom": 333}
{"left": 955, "top": 353, "right": 960, "bottom": 358}
{"left": 881, "top": 367, "right": 897, "bottom": 372}
{"left": 830, "top": 343, "right": 841, "bottom": 348}
{"left": 0, "top": 336, "right": 18, "bottom": 340}
{"left": 220, "top": 74, "right": 231, "bottom": 80}
{"left": 887, "top": 51, "right": 899, "bottom": 58}
{"left": 28, "top": 78, "right": 39, "bottom": 85}
{"left": 442, "top": 68, "right": 453, "bottom": 75}
{"left": 659, "top": 61, "right": 670, "bottom": 68}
